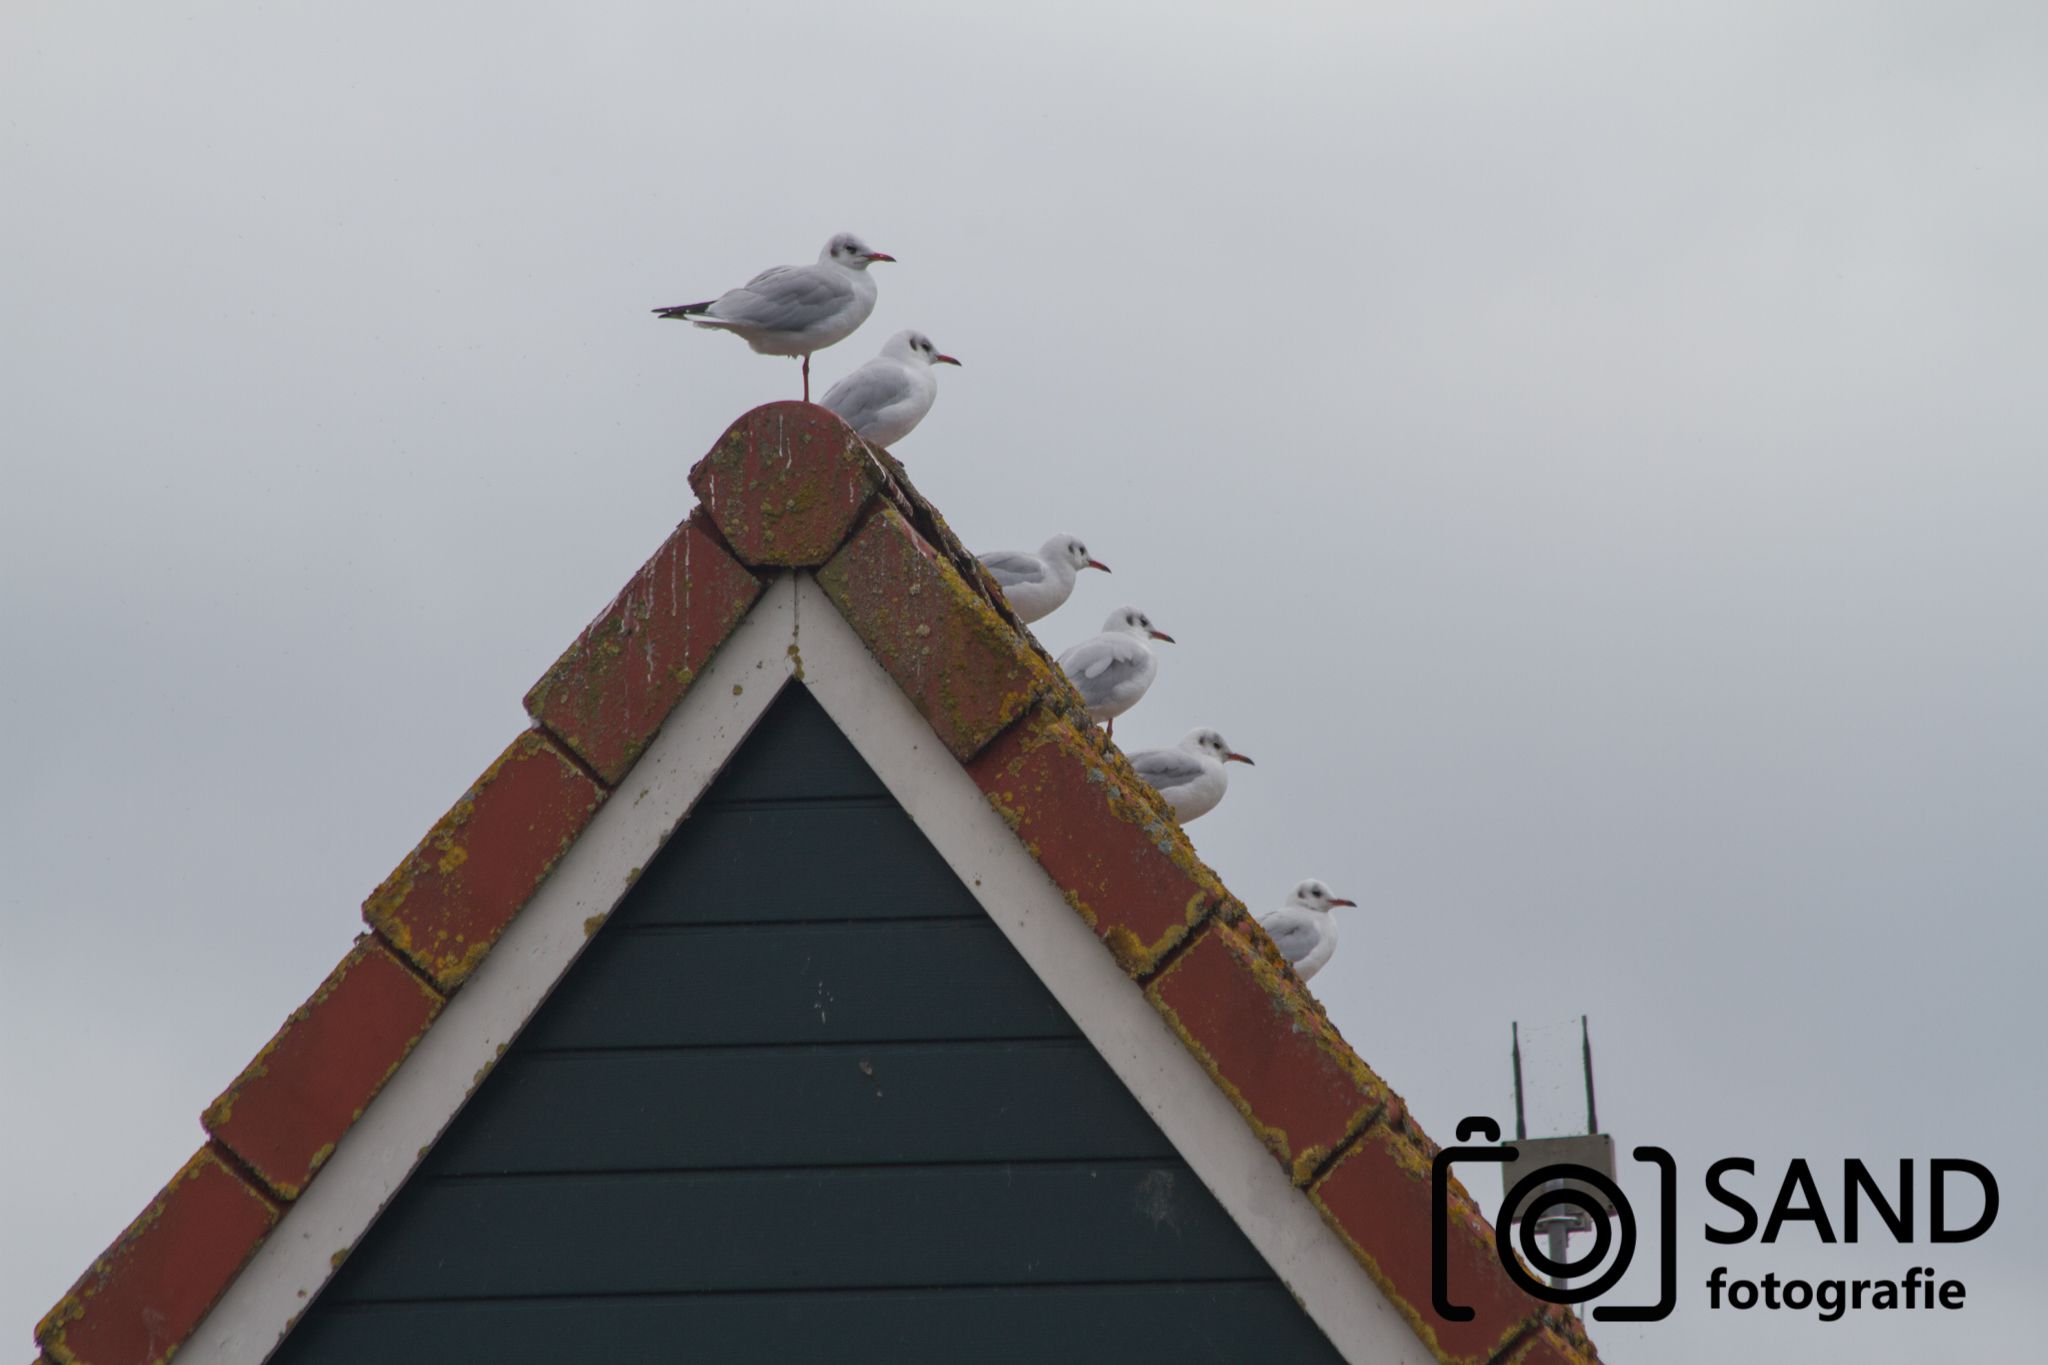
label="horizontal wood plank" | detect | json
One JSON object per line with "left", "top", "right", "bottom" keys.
{"left": 278, "top": 1281, "right": 1347, "bottom": 1364}
{"left": 518, "top": 921, "right": 1076, "bottom": 1049}
{"left": 616, "top": 804, "right": 982, "bottom": 927}
{"left": 695, "top": 684, "right": 888, "bottom": 804}
{"left": 423, "top": 1040, "right": 1175, "bottom": 1175}
{"left": 326, "top": 1163, "right": 1268, "bottom": 1300}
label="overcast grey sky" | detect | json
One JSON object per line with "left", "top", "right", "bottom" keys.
{"left": 4, "top": 3, "right": 2044, "bottom": 1360}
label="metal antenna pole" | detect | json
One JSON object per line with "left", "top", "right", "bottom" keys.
{"left": 1545, "top": 1207, "right": 1575, "bottom": 1296}
{"left": 1510, "top": 1021, "right": 1527, "bottom": 1141}
{"left": 1582, "top": 1014, "right": 1599, "bottom": 1135}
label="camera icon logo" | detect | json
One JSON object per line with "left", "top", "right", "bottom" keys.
{"left": 1432, "top": 1116, "right": 1677, "bottom": 1323}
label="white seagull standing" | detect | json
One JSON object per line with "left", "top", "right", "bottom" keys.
{"left": 1257, "top": 879, "right": 1358, "bottom": 983}
{"left": 1127, "top": 728, "right": 1254, "bottom": 823}
{"left": 1056, "top": 607, "right": 1175, "bottom": 740}
{"left": 821, "top": 330, "right": 961, "bottom": 447}
{"left": 653, "top": 232, "right": 894, "bottom": 401}
{"left": 979, "top": 535, "right": 1111, "bottom": 625}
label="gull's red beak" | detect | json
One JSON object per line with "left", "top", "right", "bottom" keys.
{"left": 1148, "top": 629, "right": 1176, "bottom": 643}
{"left": 865, "top": 251, "right": 896, "bottom": 263}
{"left": 1329, "top": 897, "right": 1357, "bottom": 908}
{"left": 935, "top": 353, "right": 962, "bottom": 366}
{"left": 1086, "top": 559, "right": 1112, "bottom": 573}
{"left": 1225, "top": 752, "right": 1255, "bottom": 766}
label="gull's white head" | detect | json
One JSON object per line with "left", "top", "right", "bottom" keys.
{"left": 1183, "top": 728, "right": 1254, "bottom": 766}
{"left": 1288, "top": 879, "right": 1357, "bottom": 912}
{"left": 824, "top": 232, "right": 895, "bottom": 268}
{"left": 1104, "top": 606, "right": 1174, "bottom": 643}
{"left": 883, "top": 329, "right": 961, "bottom": 367}
{"left": 1041, "top": 534, "right": 1110, "bottom": 575}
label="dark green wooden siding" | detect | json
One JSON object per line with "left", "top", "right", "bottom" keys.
{"left": 271, "top": 685, "right": 1345, "bottom": 1364}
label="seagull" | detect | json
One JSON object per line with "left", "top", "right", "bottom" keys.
{"left": 821, "top": 330, "right": 961, "bottom": 447}
{"left": 652, "top": 232, "right": 894, "bottom": 401}
{"left": 1056, "top": 607, "right": 1174, "bottom": 740}
{"left": 979, "top": 535, "right": 1111, "bottom": 625}
{"left": 1126, "top": 729, "right": 1254, "bottom": 822}
{"left": 1257, "top": 879, "right": 1358, "bottom": 982}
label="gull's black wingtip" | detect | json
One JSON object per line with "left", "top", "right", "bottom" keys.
{"left": 652, "top": 301, "right": 712, "bottom": 320}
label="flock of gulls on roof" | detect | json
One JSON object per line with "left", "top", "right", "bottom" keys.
{"left": 658, "top": 233, "right": 1358, "bottom": 981}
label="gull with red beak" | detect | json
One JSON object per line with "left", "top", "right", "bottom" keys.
{"left": 652, "top": 231, "right": 894, "bottom": 400}
{"left": 1127, "top": 728, "right": 1254, "bottom": 822}
{"left": 1056, "top": 607, "right": 1175, "bottom": 740}
{"left": 1257, "top": 879, "right": 1358, "bottom": 983}
{"left": 1261, "top": 888, "right": 1359, "bottom": 982}
{"left": 821, "top": 329, "right": 961, "bottom": 448}
{"left": 978, "top": 534, "right": 1111, "bottom": 625}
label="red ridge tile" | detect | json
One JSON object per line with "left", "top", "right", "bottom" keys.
{"left": 203, "top": 939, "right": 444, "bottom": 1200}
{"left": 819, "top": 504, "right": 1053, "bottom": 760}
{"left": 36, "top": 1147, "right": 277, "bottom": 1365}
{"left": 1310, "top": 1122, "right": 1544, "bottom": 1365}
{"left": 1499, "top": 1324, "right": 1602, "bottom": 1365}
{"left": 687, "top": 402, "right": 884, "bottom": 566}
{"left": 967, "top": 707, "right": 1226, "bottom": 973}
{"left": 364, "top": 728, "right": 603, "bottom": 989}
{"left": 1148, "top": 923, "right": 1386, "bottom": 1183}
{"left": 525, "top": 511, "right": 763, "bottom": 782}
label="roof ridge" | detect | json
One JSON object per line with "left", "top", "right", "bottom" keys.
{"left": 34, "top": 401, "right": 1602, "bottom": 1365}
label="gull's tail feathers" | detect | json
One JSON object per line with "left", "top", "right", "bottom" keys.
{"left": 652, "top": 300, "right": 716, "bottom": 320}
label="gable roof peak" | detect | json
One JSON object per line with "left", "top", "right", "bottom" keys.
{"left": 34, "top": 402, "right": 1603, "bottom": 1365}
